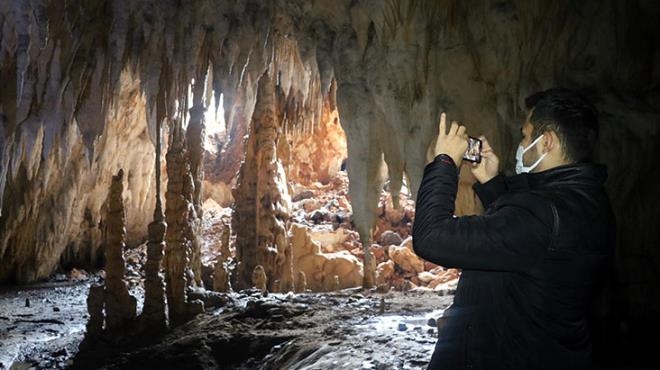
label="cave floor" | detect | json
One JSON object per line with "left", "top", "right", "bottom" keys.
{"left": 0, "top": 277, "right": 453, "bottom": 369}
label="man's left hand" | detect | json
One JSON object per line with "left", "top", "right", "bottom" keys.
{"left": 433, "top": 112, "right": 469, "bottom": 168}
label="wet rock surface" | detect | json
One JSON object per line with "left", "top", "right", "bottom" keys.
{"left": 0, "top": 277, "right": 102, "bottom": 369}
{"left": 1, "top": 275, "right": 452, "bottom": 369}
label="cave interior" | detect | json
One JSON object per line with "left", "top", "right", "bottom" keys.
{"left": 0, "top": 0, "right": 659, "bottom": 369}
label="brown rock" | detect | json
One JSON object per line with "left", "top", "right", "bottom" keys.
{"left": 389, "top": 245, "right": 425, "bottom": 273}
{"left": 376, "top": 260, "right": 396, "bottom": 286}
{"left": 379, "top": 230, "right": 403, "bottom": 247}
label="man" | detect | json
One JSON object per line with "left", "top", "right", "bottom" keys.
{"left": 412, "top": 88, "right": 615, "bottom": 370}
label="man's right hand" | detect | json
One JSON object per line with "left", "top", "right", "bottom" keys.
{"left": 470, "top": 136, "right": 499, "bottom": 183}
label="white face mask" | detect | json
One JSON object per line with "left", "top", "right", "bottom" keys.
{"left": 515, "top": 134, "right": 547, "bottom": 174}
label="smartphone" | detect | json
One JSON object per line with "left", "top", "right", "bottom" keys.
{"left": 463, "top": 136, "right": 482, "bottom": 163}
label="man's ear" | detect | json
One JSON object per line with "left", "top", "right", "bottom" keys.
{"left": 542, "top": 130, "right": 557, "bottom": 153}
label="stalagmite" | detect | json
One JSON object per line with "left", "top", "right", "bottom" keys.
{"left": 218, "top": 223, "right": 232, "bottom": 263}
{"left": 186, "top": 99, "right": 206, "bottom": 287}
{"left": 233, "top": 70, "right": 292, "bottom": 290}
{"left": 85, "top": 284, "right": 105, "bottom": 338}
{"left": 164, "top": 125, "right": 204, "bottom": 324}
{"left": 333, "top": 275, "right": 340, "bottom": 292}
{"left": 296, "top": 271, "right": 307, "bottom": 293}
{"left": 272, "top": 280, "right": 281, "bottom": 293}
{"left": 0, "top": 5, "right": 658, "bottom": 363}
{"left": 212, "top": 222, "right": 232, "bottom": 292}
{"left": 213, "top": 263, "right": 230, "bottom": 292}
{"left": 103, "top": 170, "right": 137, "bottom": 332}
{"left": 141, "top": 117, "right": 168, "bottom": 333}
{"left": 252, "top": 265, "right": 268, "bottom": 293}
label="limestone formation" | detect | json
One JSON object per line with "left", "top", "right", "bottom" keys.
{"left": 233, "top": 71, "right": 292, "bottom": 291}
{"left": 272, "top": 280, "right": 281, "bottom": 293}
{"left": 103, "top": 170, "right": 137, "bottom": 331}
{"left": 287, "top": 100, "right": 347, "bottom": 185}
{"left": 85, "top": 284, "right": 105, "bottom": 338}
{"left": 141, "top": 116, "right": 169, "bottom": 333}
{"left": 289, "top": 223, "right": 363, "bottom": 291}
{"left": 164, "top": 125, "right": 204, "bottom": 324}
{"left": 295, "top": 271, "right": 307, "bottom": 294}
{"left": 186, "top": 93, "right": 207, "bottom": 287}
{"left": 218, "top": 223, "right": 232, "bottom": 264}
{"left": 1, "top": 0, "right": 659, "bottom": 335}
{"left": 389, "top": 245, "right": 425, "bottom": 274}
{"left": 213, "top": 262, "right": 230, "bottom": 293}
{"left": 210, "top": 216, "right": 232, "bottom": 294}
{"left": 252, "top": 265, "right": 268, "bottom": 293}
{"left": 376, "top": 260, "right": 396, "bottom": 286}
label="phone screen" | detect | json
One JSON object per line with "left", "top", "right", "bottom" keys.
{"left": 463, "top": 136, "right": 482, "bottom": 163}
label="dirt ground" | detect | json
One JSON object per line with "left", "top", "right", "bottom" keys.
{"left": 1, "top": 276, "right": 454, "bottom": 369}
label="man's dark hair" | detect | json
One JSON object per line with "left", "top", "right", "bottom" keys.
{"left": 525, "top": 88, "right": 599, "bottom": 163}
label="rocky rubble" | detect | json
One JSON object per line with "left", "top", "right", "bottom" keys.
{"left": 286, "top": 170, "right": 460, "bottom": 293}
{"left": 197, "top": 169, "right": 459, "bottom": 295}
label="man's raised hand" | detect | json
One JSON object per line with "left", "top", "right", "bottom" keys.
{"left": 433, "top": 112, "right": 468, "bottom": 168}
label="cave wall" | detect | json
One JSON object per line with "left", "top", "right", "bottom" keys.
{"left": 1, "top": 0, "right": 659, "bottom": 318}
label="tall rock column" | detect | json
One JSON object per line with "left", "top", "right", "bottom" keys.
{"left": 233, "top": 71, "right": 292, "bottom": 290}
{"left": 186, "top": 98, "right": 206, "bottom": 287}
{"left": 103, "top": 170, "right": 137, "bottom": 331}
{"left": 141, "top": 116, "right": 168, "bottom": 333}
{"left": 164, "top": 124, "right": 204, "bottom": 325}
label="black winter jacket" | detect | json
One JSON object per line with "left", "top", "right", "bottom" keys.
{"left": 412, "top": 155, "right": 615, "bottom": 370}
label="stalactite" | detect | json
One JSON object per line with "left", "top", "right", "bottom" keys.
{"left": 103, "top": 169, "right": 137, "bottom": 332}
{"left": 141, "top": 116, "right": 168, "bottom": 334}
{"left": 0, "top": 0, "right": 657, "bottom": 331}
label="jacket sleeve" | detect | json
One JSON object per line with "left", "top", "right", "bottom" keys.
{"left": 412, "top": 155, "right": 549, "bottom": 272}
{"left": 473, "top": 174, "right": 507, "bottom": 209}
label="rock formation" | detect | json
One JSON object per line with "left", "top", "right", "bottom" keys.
{"left": 164, "top": 125, "right": 204, "bottom": 324}
{"left": 295, "top": 271, "right": 307, "bottom": 294}
{"left": 212, "top": 222, "right": 232, "bottom": 292}
{"left": 103, "top": 170, "right": 137, "bottom": 332}
{"left": 233, "top": 70, "right": 292, "bottom": 291}
{"left": 252, "top": 265, "right": 268, "bottom": 293}
{"left": 141, "top": 118, "right": 168, "bottom": 333}
{"left": 186, "top": 88, "right": 207, "bottom": 287}
{"left": 1, "top": 0, "right": 659, "bottom": 339}
{"left": 85, "top": 284, "right": 105, "bottom": 338}
{"left": 213, "top": 262, "right": 230, "bottom": 293}
{"left": 289, "top": 223, "right": 363, "bottom": 292}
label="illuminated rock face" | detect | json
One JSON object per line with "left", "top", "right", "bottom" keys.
{"left": 233, "top": 71, "right": 292, "bottom": 291}
{"left": 289, "top": 223, "right": 363, "bottom": 292}
{"left": 1, "top": 0, "right": 659, "bottom": 319}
